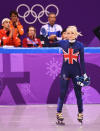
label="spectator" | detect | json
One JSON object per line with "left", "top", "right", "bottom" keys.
{"left": 9, "top": 10, "right": 24, "bottom": 47}
{"left": 40, "top": 12, "right": 62, "bottom": 45}
{"left": 0, "top": 18, "right": 12, "bottom": 46}
{"left": 61, "top": 28, "right": 68, "bottom": 40}
{"left": 23, "top": 26, "right": 42, "bottom": 47}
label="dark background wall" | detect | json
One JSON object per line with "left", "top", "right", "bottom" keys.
{"left": 0, "top": 0, "right": 100, "bottom": 46}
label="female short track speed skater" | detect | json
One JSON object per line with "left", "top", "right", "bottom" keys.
{"left": 51, "top": 26, "right": 90, "bottom": 125}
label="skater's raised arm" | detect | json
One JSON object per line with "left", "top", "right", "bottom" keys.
{"left": 45, "top": 40, "right": 65, "bottom": 47}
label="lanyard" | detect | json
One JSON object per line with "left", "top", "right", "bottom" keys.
{"left": 27, "top": 37, "right": 38, "bottom": 47}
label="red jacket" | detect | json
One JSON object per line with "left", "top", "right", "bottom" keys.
{"left": 23, "top": 37, "right": 42, "bottom": 47}
{"left": 0, "top": 21, "right": 24, "bottom": 47}
{"left": 9, "top": 21, "right": 24, "bottom": 47}
{"left": 0, "top": 29, "right": 11, "bottom": 46}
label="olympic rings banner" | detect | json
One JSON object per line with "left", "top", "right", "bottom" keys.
{"left": 16, "top": 4, "right": 59, "bottom": 25}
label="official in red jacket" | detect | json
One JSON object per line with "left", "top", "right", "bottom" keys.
{"left": 23, "top": 26, "right": 42, "bottom": 47}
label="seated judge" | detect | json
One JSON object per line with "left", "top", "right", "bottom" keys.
{"left": 23, "top": 26, "right": 42, "bottom": 47}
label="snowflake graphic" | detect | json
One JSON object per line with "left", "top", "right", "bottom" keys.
{"left": 46, "top": 57, "right": 62, "bottom": 79}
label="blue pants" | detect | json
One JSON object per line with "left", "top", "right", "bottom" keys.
{"left": 57, "top": 63, "right": 83, "bottom": 113}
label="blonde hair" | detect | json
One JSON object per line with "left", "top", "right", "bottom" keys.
{"left": 66, "top": 26, "right": 82, "bottom": 37}
{"left": 2, "top": 18, "right": 10, "bottom": 24}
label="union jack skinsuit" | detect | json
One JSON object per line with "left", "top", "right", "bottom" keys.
{"left": 55, "top": 40, "right": 86, "bottom": 114}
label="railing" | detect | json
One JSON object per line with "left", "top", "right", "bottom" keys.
{"left": 0, "top": 47, "right": 100, "bottom": 53}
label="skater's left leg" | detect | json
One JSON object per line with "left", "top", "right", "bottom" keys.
{"left": 71, "top": 65, "right": 83, "bottom": 114}
{"left": 72, "top": 78, "right": 83, "bottom": 113}
{"left": 73, "top": 84, "right": 83, "bottom": 113}
{"left": 72, "top": 77, "right": 83, "bottom": 122}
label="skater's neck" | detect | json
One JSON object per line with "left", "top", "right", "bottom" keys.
{"left": 69, "top": 40, "right": 76, "bottom": 43}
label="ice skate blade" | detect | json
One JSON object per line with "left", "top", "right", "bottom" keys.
{"left": 56, "top": 120, "right": 65, "bottom": 125}
{"left": 78, "top": 119, "right": 83, "bottom": 125}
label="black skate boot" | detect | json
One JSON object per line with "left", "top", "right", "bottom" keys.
{"left": 77, "top": 113, "right": 83, "bottom": 124}
{"left": 56, "top": 112, "right": 65, "bottom": 125}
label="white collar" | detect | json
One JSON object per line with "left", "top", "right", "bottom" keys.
{"left": 69, "top": 40, "right": 76, "bottom": 43}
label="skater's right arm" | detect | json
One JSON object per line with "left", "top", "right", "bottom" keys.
{"left": 45, "top": 40, "right": 65, "bottom": 47}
